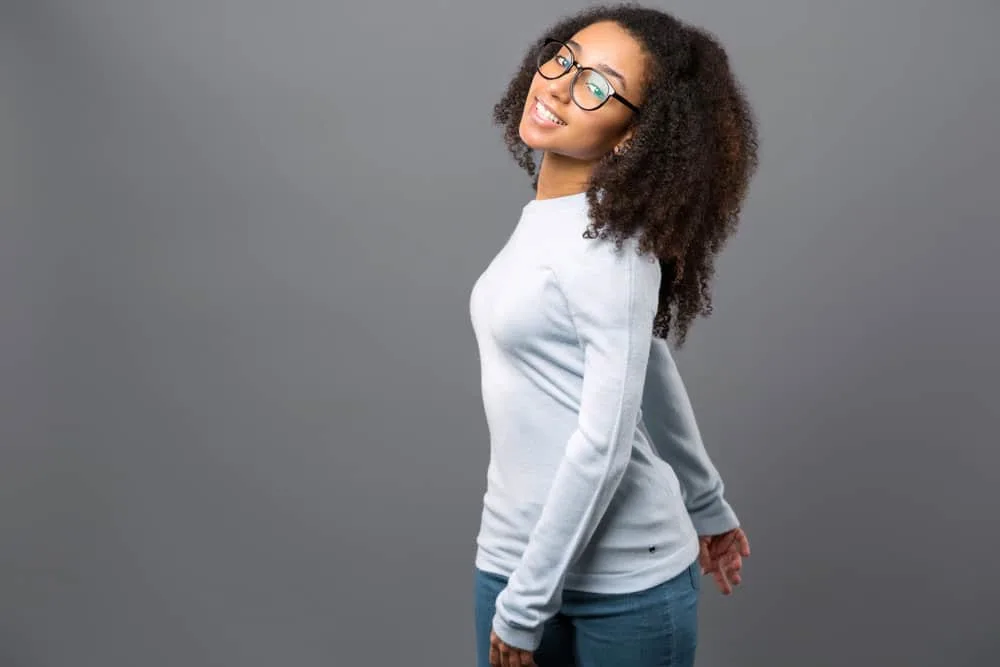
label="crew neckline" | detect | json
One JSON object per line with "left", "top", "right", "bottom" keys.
{"left": 524, "top": 191, "right": 588, "bottom": 212}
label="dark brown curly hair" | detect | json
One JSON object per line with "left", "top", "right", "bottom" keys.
{"left": 493, "top": 3, "right": 759, "bottom": 346}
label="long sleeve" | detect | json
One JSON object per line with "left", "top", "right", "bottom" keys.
{"left": 641, "top": 337, "right": 739, "bottom": 536}
{"left": 491, "top": 246, "right": 661, "bottom": 651}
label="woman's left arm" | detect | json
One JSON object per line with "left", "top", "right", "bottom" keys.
{"left": 641, "top": 338, "right": 740, "bottom": 536}
{"left": 491, "top": 244, "right": 660, "bottom": 652}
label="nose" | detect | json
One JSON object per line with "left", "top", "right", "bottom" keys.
{"left": 546, "top": 71, "right": 573, "bottom": 105}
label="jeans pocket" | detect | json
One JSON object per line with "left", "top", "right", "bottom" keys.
{"left": 687, "top": 560, "right": 701, "bottom": 592}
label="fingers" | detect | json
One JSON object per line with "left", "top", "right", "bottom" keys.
{"left": 721, "top": 552, "right": 744, "bottom": 592}
{"left": 709, "top": 531, "right": 737, "bottom": 559}
{"left": 496, "top": 637, "right": 517, "bottom": 667}
{"left": 706, "top": 559, "right": 737, "bottom": 594}
{"left": 706, "top": 551, "right": 743, "bottom": 594}
{"left": 724, "top": 556, "right": 743, "bottom": 588}
{"left": 725, "top": 551, "right": 742, "bottom": 573}
{"left": 490, "top": 630, "right": 535, "bottom": 667}
{"left": 737, "top": 529, "right": 751, "bottom": 557}
{"left": 723, "top": 528, "right": 750, "bottom": 558}
{"left": 707, "top": 528, "right": 748, "bottom": 557}
{"left": 698, "top": 539, "right": 714, "bottom": 574}
{"left": 699, "top": 529, "right": 751, "bottom": 595}
{"left": 490, "top": 631, "right": 502, "bottom": 667}
{"left": 715, "top": 567, "right": 732, "bottom": 594}
{"left": 503, "top": 648, "right": 534, "bottom": 667}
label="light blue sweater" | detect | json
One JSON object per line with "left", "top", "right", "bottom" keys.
{"left": 469, "top": 192, "right": 739, "bottom": 651}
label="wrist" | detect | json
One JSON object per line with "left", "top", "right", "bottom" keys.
{"left": 689, "top": 497, "right": 739, "bottom": 536}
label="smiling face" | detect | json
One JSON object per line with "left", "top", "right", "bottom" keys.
{"left": 518, "top": 21, "right": 647, "bottom": 162}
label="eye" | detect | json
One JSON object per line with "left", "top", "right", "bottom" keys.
{"left": 555, "top": 55, "right": 569, "bottom": 68}
{"left": 587, "top": 82, "right": 608, "bottom": 100}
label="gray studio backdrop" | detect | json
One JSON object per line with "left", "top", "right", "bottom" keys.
{"left": 2, "top": 0, "right": 998, "bottom": 665}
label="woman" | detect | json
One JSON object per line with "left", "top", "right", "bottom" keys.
{"left": 469, "top": 4, "right": 758, "bottom": 666}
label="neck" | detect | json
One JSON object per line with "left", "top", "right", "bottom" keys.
{"left": 535, "top": 151, "right": 595, "bottom": 200}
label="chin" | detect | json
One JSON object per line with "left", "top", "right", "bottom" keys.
{"left": 517, "top": 112, "right": 600, "bottom": 161}
{"left": 517, "top": 117, "right": 547, "bottom": 152}
{"left": 519, "top": 124, "right": 572, "bottom": 156}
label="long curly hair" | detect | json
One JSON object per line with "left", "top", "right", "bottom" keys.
{"left": 493, "top": 3, "right": 759, "bottom": 345}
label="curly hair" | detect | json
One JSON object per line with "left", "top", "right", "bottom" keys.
{"left": 493, "top": 3, "right": 759, "bottom": 346}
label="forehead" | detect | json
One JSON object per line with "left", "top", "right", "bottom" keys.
{"left": 566, "top": 21, "right": 646, "bottom": 78}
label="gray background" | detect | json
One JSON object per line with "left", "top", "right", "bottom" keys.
{"left": 2, "top": 0, "right": 998, "bottom": 665}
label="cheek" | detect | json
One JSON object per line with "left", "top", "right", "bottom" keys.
{"left": 561, "top": 114, "right": 628, "bottom": 158}
{"left": 518, "top": 77, "right": 544, "bottom": 123}
{"left": 523, "top": 73, "right": 547, "bottom": 106}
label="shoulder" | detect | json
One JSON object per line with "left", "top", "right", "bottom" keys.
{"left": 531, "top": 196, "right": 660, "bottom": 301}
{"left": 555, "top": 226, "right": 661, "bottom": 295}
{"left": 547, "top": 234, "right": 660, "bottom": 333}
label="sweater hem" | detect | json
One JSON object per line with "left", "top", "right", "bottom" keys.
{"left": 475, "top": 535, "right": 701, "bottom": 596}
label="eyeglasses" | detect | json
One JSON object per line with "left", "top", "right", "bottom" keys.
{"left": 535, "top": 38, "right": 640, "bottom": 114}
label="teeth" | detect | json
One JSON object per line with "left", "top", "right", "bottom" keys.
{"left": 536, "top": 101, "right": 565, "bottom": 125}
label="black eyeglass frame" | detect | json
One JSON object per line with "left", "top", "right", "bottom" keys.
{"left": 536, "top": 38, "right": 641, "bottom": 114}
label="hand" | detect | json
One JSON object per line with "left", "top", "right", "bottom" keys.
{"left": 490, "top": 629, "right": 536, "bottom": 667}
{"left": 698, "top": 527, "right": 750, "bottom": 595}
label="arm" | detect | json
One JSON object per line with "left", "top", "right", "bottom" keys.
{"left": 641, "top": 337, "right": 739, "bottom": 536}
{"left": 492, "top": 247, "right": 660, "bottom": 651}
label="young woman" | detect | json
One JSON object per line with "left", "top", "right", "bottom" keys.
{"left": 468, "top": 5, "right": 758, "bottom": 666}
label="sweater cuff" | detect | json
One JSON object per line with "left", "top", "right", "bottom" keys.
{"left": 688, "top": 497, "right": 740, "bottom": 536}
{"left": 492, "top": 613, "right": 543, "bottom": 652}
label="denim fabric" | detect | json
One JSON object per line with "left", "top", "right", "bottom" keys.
{"left": 475, "top": 561, "right": 700, "bottom": 667}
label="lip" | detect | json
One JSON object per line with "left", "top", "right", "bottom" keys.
{"left": 531, "top": 96, "right": 567, "bottom": 127}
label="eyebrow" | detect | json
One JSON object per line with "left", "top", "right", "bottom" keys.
{"left": 566, "top": 39, "right": 629, "bottom": 90}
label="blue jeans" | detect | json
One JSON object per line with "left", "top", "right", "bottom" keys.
{"left": 475, "top": 561, "right": 700, "bottom": 667}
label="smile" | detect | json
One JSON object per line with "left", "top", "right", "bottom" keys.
{"left": 533, "top": 98, "right": 567, "bottom": 126}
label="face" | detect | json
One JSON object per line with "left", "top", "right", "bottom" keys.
{"left": 519, "top": 21, "right": 647, "bottom": 162}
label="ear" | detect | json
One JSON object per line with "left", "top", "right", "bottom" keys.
{"left": 613, "top": 128, "right": 635, "bottom": 155}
